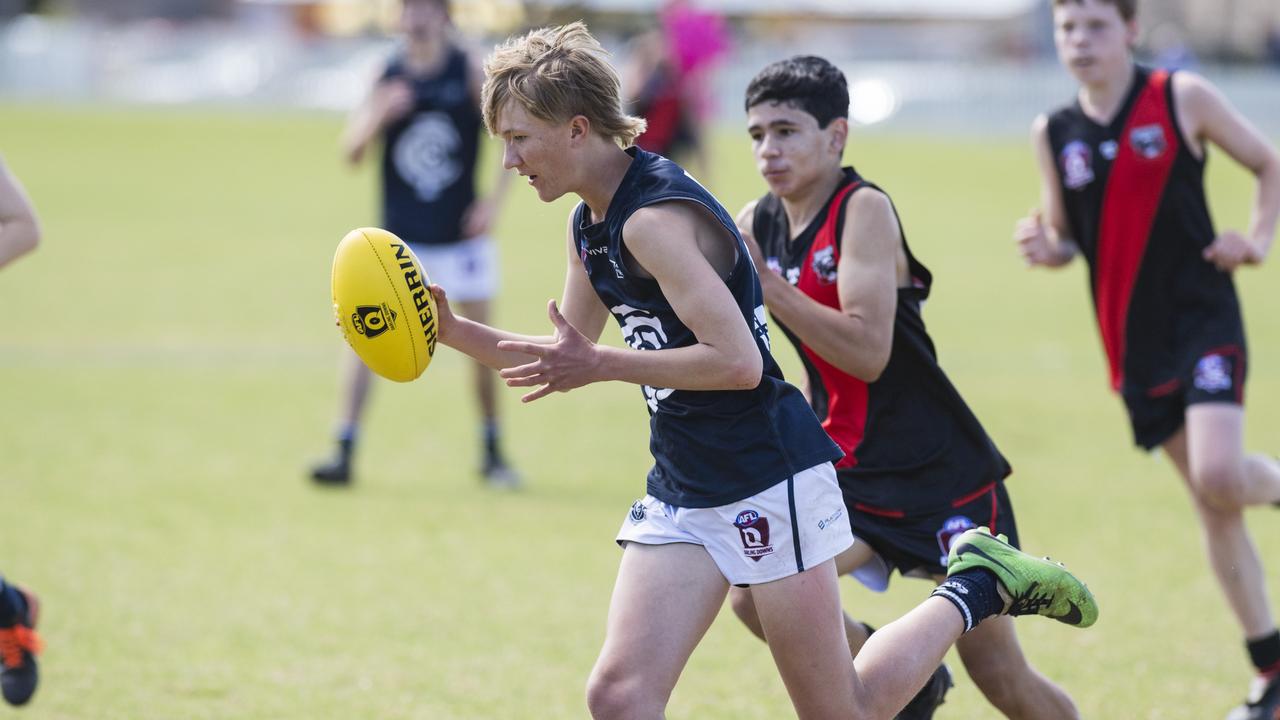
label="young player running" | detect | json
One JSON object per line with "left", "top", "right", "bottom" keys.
{"left": 1015, "top": 2, "right": 1280, "bottom": 717}
{"left": 431, "top": 23, "right": 1097, "bottom": 719}
{"left": 732, "top": 55, "right": 1083, "bottom": 720}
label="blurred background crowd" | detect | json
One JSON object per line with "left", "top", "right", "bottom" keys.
{"left": 2, "top": 0, "right": 1278, "bottom": 136}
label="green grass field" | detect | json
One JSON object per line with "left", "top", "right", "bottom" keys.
{"left": 1, "top": 104, "right": 1277, "bottom": 719}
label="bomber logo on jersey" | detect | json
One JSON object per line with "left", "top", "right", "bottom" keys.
{"left": 1129, "top": 124, "right": 1167, "bottom": 160}
{"left": 1193, "top": 353, "right": 1234, "bottom": 393}
{"left": 734, "top": 510, "right": 774, "bottom": 561}
{"left": 1060, "top": 140, "right": 1094, "bottom": 189}
{"left": 351, "top": 304, "right": 397, "bottom": 339}
{"left": 811, "top": 245, "right": 838, "bottom": 285}
{"left": 935, "top": 515, "right": 978, "bottom": 567}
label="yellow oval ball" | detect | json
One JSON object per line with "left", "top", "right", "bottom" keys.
{"left": 331, "top": 227, "right": 438, "bottom": 382}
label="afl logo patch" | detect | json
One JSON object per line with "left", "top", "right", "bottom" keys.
{"left": 1193, "top": 353, "right": 1234, "bottom": 393}
{"left": 1060, "top": 140, "right": 1094, "bottom": 190}
{"left": 1129, "top": 124, "right": 1167, "bottom": 160}
{"left": 734, "top": 509, "right": 774, "bottom": 562}
{"left": 936, "top": 515, "right": 978, "bottom": 567}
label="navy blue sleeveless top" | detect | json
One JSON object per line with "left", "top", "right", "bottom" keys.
{"left": 380, "top": 45, "right": 481, "bottom": 246}
{"left": 572, "top": 147, "right": 842, "bottom": 508}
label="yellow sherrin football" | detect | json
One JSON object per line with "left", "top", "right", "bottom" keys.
{"left": 331, "top": 227, "right": 438, "bottom": 382}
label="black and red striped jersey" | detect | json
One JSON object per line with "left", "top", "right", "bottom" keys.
{"left": 752, "top": 168, "right": 1010, "bottom": 514}
{"left": 1046, "top": 66, "right": 1245, "bottom": 397}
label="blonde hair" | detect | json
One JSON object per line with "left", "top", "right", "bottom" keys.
{"left": 482, "top": 22, "right": 646, "bottom": 148}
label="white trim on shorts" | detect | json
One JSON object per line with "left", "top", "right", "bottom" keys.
{"left": 615, "top": 463, "right": 855, "bottom": 586}
{"left": 410, "top": 235, "right": 497, "bottom": 304}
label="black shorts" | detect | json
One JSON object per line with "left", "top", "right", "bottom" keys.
{"left": 841, "top": 477, "right": 1020, "bottom": 578}
{"left": 1123, "top": 344, "right": 1247, "bottom": 450}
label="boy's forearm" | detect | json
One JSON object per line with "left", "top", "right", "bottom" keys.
{"left": 1249, "top": 159, "right": 1280, "bottom": 255}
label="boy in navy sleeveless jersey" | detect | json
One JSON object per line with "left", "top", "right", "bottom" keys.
{"left": 1016, "top": 1, "right": 1280, "bottom": 717}
{"left": 433, "top": 23, "right": 1096, "bottom": 719}
{"left": 309, "top": 0, "right": 518, "bottom": 487}
{"left": 731, "top": 56, "right": 1083, "bottom": 720}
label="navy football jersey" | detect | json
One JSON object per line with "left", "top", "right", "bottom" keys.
{"left": 572, "top": 147, "right": 842, "bottom": 508}
{"left": 380, "top": 45, "right": 481, "bottom": 247}
{"left": 753, "top": 168, "right": 1010, "bottom": 515}
{"left": 1046, "top": 66, "right": 1245, "bottom": 398}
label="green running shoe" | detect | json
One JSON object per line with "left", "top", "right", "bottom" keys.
{"left": 947, "top": 527, "right": 1098, "bottom": 628}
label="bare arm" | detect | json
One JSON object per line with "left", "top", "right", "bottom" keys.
{"left": 1175, "top": 72, "right": 1280, "bottom": 270}
{"left": 0, "top": 159, "right": 40, "bottom": 269}
{"left": 498, "top": 203, "right": 763, "bottom": 402}
{"left": 1015, "top": 115, "right": 1079, "bottom": 269}
{"left": 341, "top": 72, "right": 413, "bottom": 166}
{"left": 736, "top": 191, "right": 899, "bottom": 382}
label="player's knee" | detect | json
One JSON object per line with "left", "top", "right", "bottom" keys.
{"left": 1191, "top": 459, "right": 1245, "bottom": 509}
{"left": 585, "top": 665, "right": 655, "bottom": 720}
{"left": 965, "top": 657, "right": 1024, "bottom": 709}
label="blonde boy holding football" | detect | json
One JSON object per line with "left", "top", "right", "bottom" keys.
{"left": 428, "top": 22, "right": 1098, "bottom": 719}
{"left": 1017, "top": 1, "right": 1280, "bottom": 716}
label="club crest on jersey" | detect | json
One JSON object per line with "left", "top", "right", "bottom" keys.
{"left": 612, "top": 303, "right": 675, "bottom": 411}
{"left": 1129, "top": 124, "right": 1167, "bottom": 160}
{"left": 1060, "top": 140, "right": 1094, "bottom": 189}
{"left": 628, "top": 500, "right": 647, "bottom": 524}
{"left": 734, "top": 510, "right": 774, "bottom": 561}
{"left": 1193, "top": 353, "right": 1234, "bottom": 393}
{"left": 811, "top": 245, "right": 838, "bottom": 285}
{"left": 936, "top": 515, "right": 978, "bottom": 567}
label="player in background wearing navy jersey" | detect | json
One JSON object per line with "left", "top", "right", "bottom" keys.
{"left": 1015, "top": 1, "right": 1280, "bottom": 717}
{"left": 0, "top": 157, "right": 44, "bottom": 706}
{"left": 433, "top": 22, "right": 1096, "bottom": 720}
{"left": 731, "top": 56, "right": 1083, "bottom": 720}
{"left": 310, "top": 0, "right": 517, "bottom": 487}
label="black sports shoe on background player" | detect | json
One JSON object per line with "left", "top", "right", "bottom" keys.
{"left": 896, "top": 663, "right": 953, "bottom": 720}
{"left": 310, "top": 439, "right": 353, "bottom": 486}
{"left": 1226, "top": 673, "right": 1280, "bottom": 720}
{"left": 0, "top": 586, "right": 41, "bottom": 707}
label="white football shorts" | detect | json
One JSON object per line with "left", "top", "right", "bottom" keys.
{"left": 616, "top": 463, "right": 855, "bottom": 587}
{"left": 410, "top": 235, "right": 497, "bottom": 304}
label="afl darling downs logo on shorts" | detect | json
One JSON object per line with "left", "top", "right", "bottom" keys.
{"left": 351, "top": 304, "right": 397, "bottom": 339}
{"left": 628, "top": 501, "right": 647, "bottom": 524}
{"left": 1194, "top": 353, "right": 1234, "bottom": 393}
{"left": 734, "top": 510, "right": 774, "bottom": 562}
{"left": 1129, "top": 124, "right": 1167, "bottom": 160}
{"left": 1060, "top": 140, "right": 1094, "bottom": 190}
{"left": 936, "top": 515, "right": 978, "bottom": 567}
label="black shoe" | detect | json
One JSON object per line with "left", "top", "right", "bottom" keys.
{"left": 895, "top": 663, "right": 953, "bottom": 720}
{"left": 1226, "top": 673, "right": 1280, "bottom": 720}
{"left": 310, "top": 458, "right": 351, "bottom": 485}
{"left": 310, "top": 439, "right": 353, "bottom": 485}
{"left": 482, "top": 455, "right": 521, "bottom": 489}
{"left": 0, "top": 587, "right": 41, "bottom": 707}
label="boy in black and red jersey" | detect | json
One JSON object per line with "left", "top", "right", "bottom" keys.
{"left": 1015, "top": 1, "right": 1280, "bottom": 717}
{"left": 731, "top": 56, "right": 1082, "bottom": 720}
